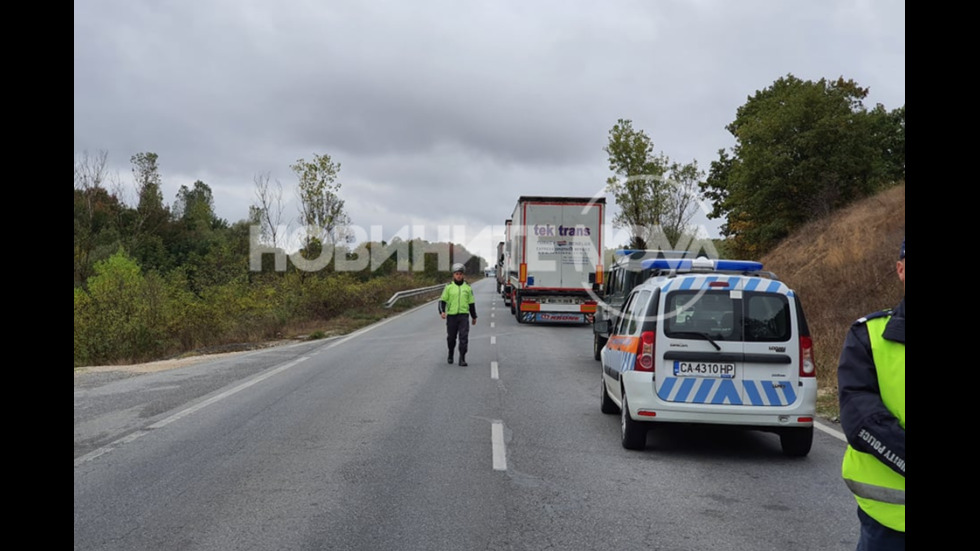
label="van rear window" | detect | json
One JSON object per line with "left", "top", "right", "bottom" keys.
{"left": 663, "top": 291, "right": 791, "bottom": 342}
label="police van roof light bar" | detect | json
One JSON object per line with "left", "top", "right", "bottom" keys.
{"left": 613, "top": 249, "right": 692, "bottom": 259}
{"left": 639, "top": 257, "right": 765, "bottom": 273}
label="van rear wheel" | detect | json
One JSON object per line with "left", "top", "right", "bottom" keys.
{"left": 620, "top": 393, "right": 646, "bottom": 450}
{"left": 780, "top": 427, "right": 813, "bottom": 457}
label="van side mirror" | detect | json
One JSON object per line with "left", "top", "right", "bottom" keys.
{"left": 593, "top": 319, "right": 611, "bottom": 334}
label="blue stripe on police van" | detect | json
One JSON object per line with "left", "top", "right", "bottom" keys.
{"left": 742, "top": 380, "right": 795, "bottom": 406}
{"left": 765, "top": 280, "right": 782, "bottom": 293}
{"left": 693, "top": 378, "right": 715, "bottom": 403}
{"left": 761, "top": 381, "right": 783, "bottom": 405}
{"left": 679, "top": 278, "right": 695, "bottom": 290}
{"left": 675, "top": 378, "right": 697, "bottom": 401}
{"left": 711, "top": 380, "right": 741, "bottom": 404}
{"left": 743, "top": 381, "right": 764, "bottom": 405}
{"left": 620, "top": 351, "right": 635, "bottom": 373}
{"left": 659, "top": 377, "right": 744, "bottom": 405}
{"left": 774, "top": 381, "right": 797, "bottom": 404}
{"left": 743, "top": 278, "right": 760, "bottom": 291}
{"left": 658, "top": 377, "right": 800, "bottom": 406}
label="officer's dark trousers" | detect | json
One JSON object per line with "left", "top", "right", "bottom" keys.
{"left": 856, "top": 507, "right": 904, "bottom": 551}
{"left": 446, "top": 314, "right": 470, "bottom": 356}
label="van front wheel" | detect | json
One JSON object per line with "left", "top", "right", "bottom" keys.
{"left": 600, "top": 376, "right": 618, "bottom": 414}
{"left": 593, "top": 333, "right": 607, "bottom": 361}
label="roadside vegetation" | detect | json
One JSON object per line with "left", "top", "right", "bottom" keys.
{"left": 74, "top": 151, "right": 484, "bottom": 367}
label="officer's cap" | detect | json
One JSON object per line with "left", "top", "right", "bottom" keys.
{"left": 452, "top": 263, "right": 465, "bottom": 273}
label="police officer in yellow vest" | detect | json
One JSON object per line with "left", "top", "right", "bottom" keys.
{"left": 838, "top": 238, "right": 905, "bottom": 550}
{"left": 439, "top": 263, "right": 477, "bottom": 366}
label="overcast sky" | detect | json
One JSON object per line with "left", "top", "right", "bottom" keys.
{"left": 74, "top": 0, "right": 905, "bottom": 263}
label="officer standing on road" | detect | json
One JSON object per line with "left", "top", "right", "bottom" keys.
{"left": 838, "top": 238, "right": 905, "bottom": 550}
{"left": 439, "top": 263, "right": 477, "bottom": 366}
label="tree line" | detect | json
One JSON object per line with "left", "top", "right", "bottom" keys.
{"left": 605, "top": 74, "right": 905, "bottom": 256}
{"left": 74, "top": 151, "right": 482, "bottom": 367}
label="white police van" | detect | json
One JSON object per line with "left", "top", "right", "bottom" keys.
{"left": 598, "top": 257, "right": 816, "bottom": 456}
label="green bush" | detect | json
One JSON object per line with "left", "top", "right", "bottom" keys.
{"left": 74, "top": 250, "right": 170, "bottom": 365}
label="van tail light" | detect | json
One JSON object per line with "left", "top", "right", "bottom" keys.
{"left": 635, "top": 331, "right": 656, "bottom": 372}
{"left": 799, "top": 336, "right": 815, "bottom": 377}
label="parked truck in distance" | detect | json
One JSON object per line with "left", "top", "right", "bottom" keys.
{"left": 505, "top": 196, "right": 605, "bottom": 324}
{"left": 500, "top": 220, "right": 513, "bottom": 306}
{"left": 495, "top": 239, "right": 507, "bottom": 295}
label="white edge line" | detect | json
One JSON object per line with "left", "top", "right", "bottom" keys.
{"left": 491, "top": 420, "right": 507, "bottom": 471}
{"left": 490, "top": 361, "right": 499, "bottom": 380}
{"left": 815, "top": 419, "right": 846, "bottom": 442}
{"left": 149, "top": 357, "right": 309, "bottom": 429}
{"left": 76, "top": 298, "right": 445, "bottom": 468}
{"left": 74, "top": 356, "right": 311, "bottom": 467}
{"left": 77, "top": 298, "right": 444, "bottom": 468}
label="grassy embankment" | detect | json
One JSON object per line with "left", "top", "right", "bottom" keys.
{"left": 759, "top": 183, "right": 905, "bottom": 421}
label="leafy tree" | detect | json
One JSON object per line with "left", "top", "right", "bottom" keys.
{"left": 604, "top": 119, "right": 701, "bottom": 249}
{"left": 170, "top": 180, "right": 237, "bottom": 293}
{"left": 75, "top": 150, "right": 125, "bottom": 286}
{"left": 132, "top": 152, "right": 168, "bottom": 229}
{"left": 292, "top": 153, "right": 351, "bottom": 252}
{"left": 250, "top": 171, "right": 285, "bottom": 249}
{"left": 700, "top": 74, "right": 905, "bottom": 256}
{"left": 129, "top": 152, "right": 172, "bottom": 270}
{"left": 871, "top": 104, "right": 905, "bottom": 183}
{"left": 173, "top": 180, "right": 218, "bottom": 231}
{"left": 660, "top": 160, "right": 704, "bottom": 246}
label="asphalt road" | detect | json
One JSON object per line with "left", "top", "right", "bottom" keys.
{"left": 74, "top": 279, "right": 858, "bottom": 551}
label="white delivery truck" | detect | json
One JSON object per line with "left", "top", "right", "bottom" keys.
{"left": 506, "top": 196, "right": 605, "bottom": 324}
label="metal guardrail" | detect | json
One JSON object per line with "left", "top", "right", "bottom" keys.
{"left": 383, "top": 283, "right": 445, "bottom": 308}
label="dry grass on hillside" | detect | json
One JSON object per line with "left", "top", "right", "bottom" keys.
{"left": 760, "top": 183, "right": 905, "bottom": 418}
